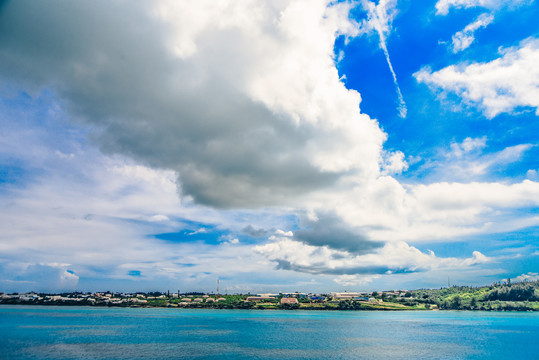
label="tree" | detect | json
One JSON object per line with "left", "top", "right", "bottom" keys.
{"left": 451, "top": 295, "right": 462, "bottom": 309}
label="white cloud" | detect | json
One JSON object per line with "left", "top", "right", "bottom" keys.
{"left": 450, "top": 136, "right": 487, "bottom": 157}
{"left": 218, "top": 234, "right": 241, "bottom": 245}
{"left": 415, "top": 38, "right": 539, "bottom": 118}
{"left": 513, "top": 272, "right": 539, "bottom": 282}
{"left": 0, "top": 0, "right": 388, "bottom": 208}
{"left": 435, "top": 0, "right": 533, "bottom": 15}
{"left": 256, "top": 233, "right": 490, "bottom": 284}
{"left": 148, "top": 214, "right": 170, "bottom": 222}
{"left": 313, "top": 175, "right": 539, "bottom": 245}
{"left": 451, "top": 13, "right": 494, "bottom": 52}
{"left": 435, "top": 137, "right": 533, "bottom": 180}
{"left": 381, "top": 150, "right": 409, "bottom": 175}
{"left": 411, "top": 181, "right": 539, "bottom": 213}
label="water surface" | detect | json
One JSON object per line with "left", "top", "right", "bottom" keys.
{"left": 1, "top": 305, "right": 537, "bottom": 359}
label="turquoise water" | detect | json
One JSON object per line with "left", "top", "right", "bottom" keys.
{"left": 0, "top": 306, "right": 538, "bottom": 359}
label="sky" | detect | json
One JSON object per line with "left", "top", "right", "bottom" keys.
{"left": 0, "top": 0, "right": 538, "bottom": 294}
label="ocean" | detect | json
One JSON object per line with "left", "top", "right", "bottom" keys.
{"left": 0, "top": 305, "right": 537, "bottom": 359}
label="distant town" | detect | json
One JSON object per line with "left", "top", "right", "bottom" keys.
{"left": 2, "top": 279, "right": 538, "bottom": 311}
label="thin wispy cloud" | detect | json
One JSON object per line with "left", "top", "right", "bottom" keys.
{"left": 362, "top": 0, "right": 407, "bottom": 118}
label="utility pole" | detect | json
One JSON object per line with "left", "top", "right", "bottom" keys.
{"left": 217, "top": 279, "right": 219, "bottom": 297}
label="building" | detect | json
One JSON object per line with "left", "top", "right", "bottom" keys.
{"left": 280, "top": 297, "right": 298, "bottom": 305}
{"left": 246, "top": 296, "right": 275, "bottom": 302}
{"left": 280, "top": 292, "right": 307, "bottom": 298}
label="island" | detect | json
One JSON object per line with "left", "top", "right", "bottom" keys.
{"left": 1, "top": 279, "right": 538, "bottom": 311}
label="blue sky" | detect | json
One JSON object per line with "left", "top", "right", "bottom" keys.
{"left": 0, "top": 0, "right": 538, "bottom": 293}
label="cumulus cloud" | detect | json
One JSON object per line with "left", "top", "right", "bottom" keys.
{"left": 0, "top": 92, "right": 313, "bottom": 292}
{"left": 0, "top": 0, "right": 386, "bottom": 209}
{"left": 316, "top": 175, "right": 539, "bottom": 244}
{"left": 415, "top": 38, "right": 539, "bottom": 118}
{"left": 381, "top": 150, "right": 409, "bottom": 175}
{"left": 451, "top": 13, "right": 494, "bottom": 52}
{"left": 257, "top": 232, "right": 490, "bottom": 280}
{"left": 292, "top": 213, "right": 383, "bottom": 254}
{"left": 435, "top": 0, "right": 533, "bottom": 15}
{"left": 398, "top": 181, "right": 539, "bottom": 241}
{"left": 412, "top": 181, "right": 539, "bottom": 215}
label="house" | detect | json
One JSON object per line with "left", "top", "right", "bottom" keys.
{"left": 193, "top": 298, "right": 203, "bottom": 302}
{"left": 280, "top": 297, "right": 298, "bottom": 304}
{"left": 129, "top": 298, "right": 147, "bottom": 304}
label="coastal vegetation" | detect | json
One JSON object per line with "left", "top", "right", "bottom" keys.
{"left": 1, "top": 280, "right": 538, "bottom": 311}
{"left": 403, "top": 280, "right": 539, "bottom": 311}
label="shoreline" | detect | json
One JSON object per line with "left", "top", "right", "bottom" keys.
{"left": 1, "top": 302, "right": 536, "bottom": 312}
{"left": 3, "top": 281, "right": 538, "bottom": 312}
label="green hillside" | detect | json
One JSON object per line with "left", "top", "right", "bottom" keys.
{"left": 383, "top": 280, "right": 539, "bottom": 311}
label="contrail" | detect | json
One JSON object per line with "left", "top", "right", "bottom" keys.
{"left": 363, "top": 0, "right": 407, "bottom": 118}
{"left": 378, "top": 30, "right": 407, "bottom": 118}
